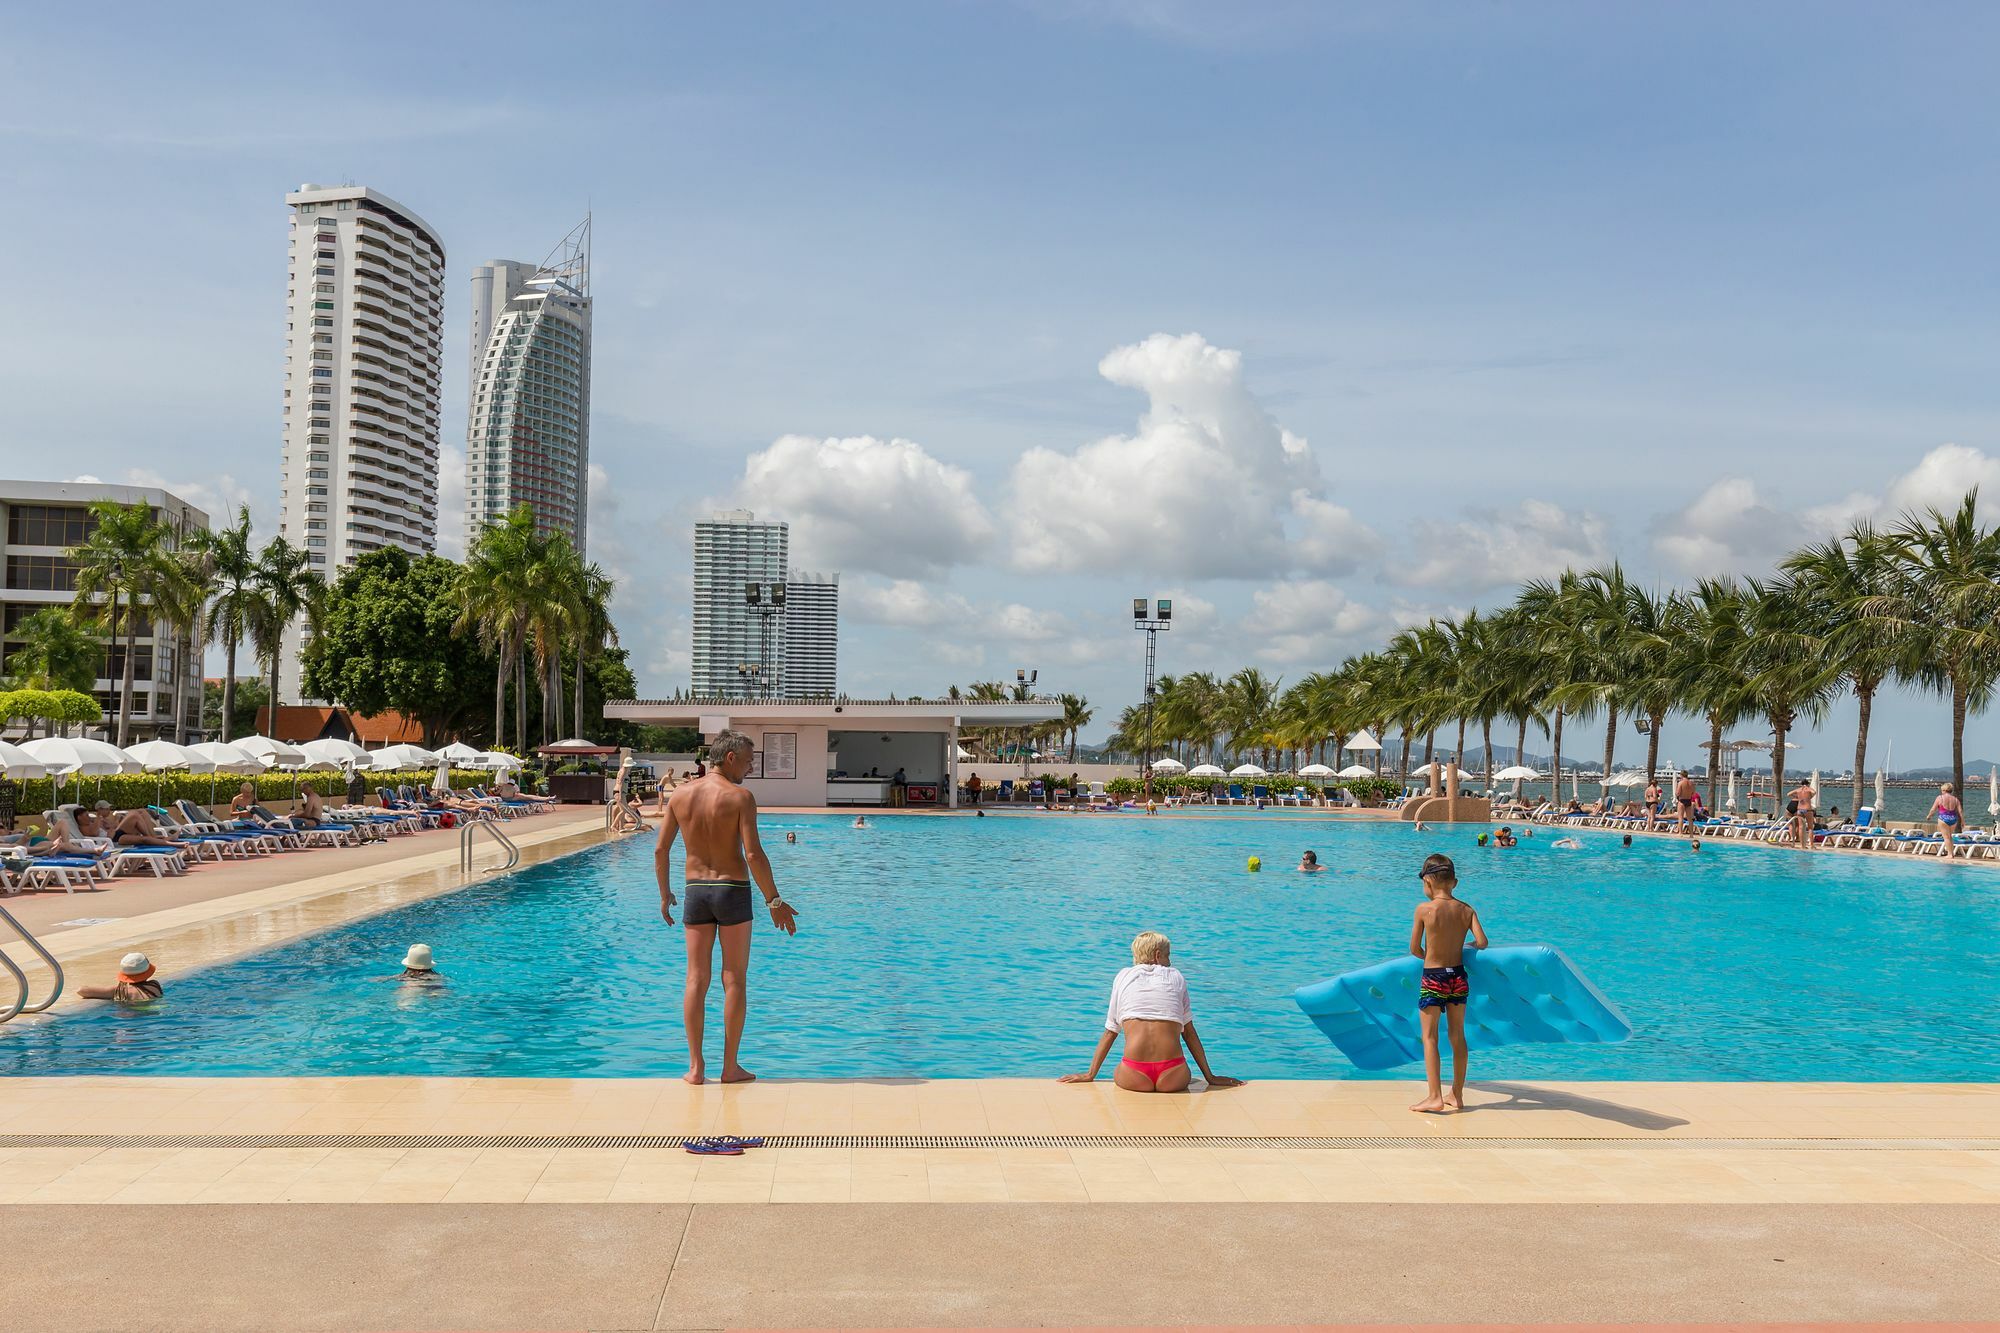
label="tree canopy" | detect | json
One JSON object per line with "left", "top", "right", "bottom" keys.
{"left": 301, "top": 550, "right": 497, "bottom": 745}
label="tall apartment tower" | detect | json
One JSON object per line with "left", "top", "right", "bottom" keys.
{"left": 782, "top": 573, "right": 839, "bottom": 699}
{"left": 278, "top": 184, "right": 444, "bottom": 700}
{"left": 691, "top": 511, "right": 789, "bottom": 697}
{"left": 465, "top": 218, "right": 593, "bottom": 553}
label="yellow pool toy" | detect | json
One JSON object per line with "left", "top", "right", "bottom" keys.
{"left": 1247, "top": 856, "right": 1262, "bottom": 872}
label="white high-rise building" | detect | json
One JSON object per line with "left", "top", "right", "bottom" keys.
{"left": 465, "top": 218, "right": 592, "bottom": 552}
{"left": 783, "top": 573, "right": 839, "bottom": 699}
{"left": 691, "top": 511, "right": 789, "bottom": 698}
{"left": 278, "top": 184, "right": 444, "bottom": 700}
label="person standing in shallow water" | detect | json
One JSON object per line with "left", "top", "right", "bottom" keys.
{"left": 655, "top": 731, "right": 800, "bottom": 1085}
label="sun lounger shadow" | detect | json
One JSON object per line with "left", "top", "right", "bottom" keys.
{"left": 1460, "top": 1080, "right": 1690, "bottom": 1130}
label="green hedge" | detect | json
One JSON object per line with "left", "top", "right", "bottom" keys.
{"left": 1099, "top": 773, "right": 1409, "bottom": 801}
{"left": 3, "top": 767, "right": 498, "bottom": 826}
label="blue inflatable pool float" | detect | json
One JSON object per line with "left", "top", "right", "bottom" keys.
{"left": 1293, "top": 945, "right": 1631, "bottom": 1071}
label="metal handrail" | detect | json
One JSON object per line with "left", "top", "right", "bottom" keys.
{"left": 0, "top": 902, "right": 64, "bottom": 1023}
{"left": 458, "top": 811, "right": 520, "bottom": 875}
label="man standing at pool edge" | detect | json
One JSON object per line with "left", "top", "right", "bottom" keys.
{"left": 656, "top": 731, "right": 800, "bottom": 1085}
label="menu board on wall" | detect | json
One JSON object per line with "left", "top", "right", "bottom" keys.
{"left": 747, "top": 750, "right": 764, "bottom": 779}
{"left": 763, "top": 732, "right": 798, "bottom": 780}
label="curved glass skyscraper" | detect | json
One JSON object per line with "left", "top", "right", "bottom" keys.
{"left": 465, "top": 218, "right": 593, "bottom": 552}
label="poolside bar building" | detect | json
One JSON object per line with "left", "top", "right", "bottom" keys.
{"left": 603, "top": 697, "right": 1064, "bottom": 808}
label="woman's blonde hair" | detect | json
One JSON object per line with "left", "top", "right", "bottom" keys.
{"left": 1131, "top": 930, "right": 1171, "bottom": 965}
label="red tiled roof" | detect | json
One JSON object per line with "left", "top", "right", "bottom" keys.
{"left": 352, "top": 711, "right": 424, "bottom": 745}
{"left": 257, "top": 706, "right": 346, "bottom": 742}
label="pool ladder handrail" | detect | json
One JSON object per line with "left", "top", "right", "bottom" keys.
{"left": 0, "top": 902, "right": 64, "bottom": 1024}
{"left": 459, "top": 810, "right": 520, "bottom": 876}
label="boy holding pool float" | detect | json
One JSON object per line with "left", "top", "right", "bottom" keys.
{"left": 1409, "top": 853, "right": 1488, "bottom": 1114}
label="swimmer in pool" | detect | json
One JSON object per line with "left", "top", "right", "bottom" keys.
{"left": 1297, "top": 850, "right": 1324, "bottom": 872}
{"left": 386, "top": 943, "right": 445, "bottom": 986}
{"left": 1550, "top": 836, "right": 1582, "bottom": 849}
{"left": 852, "top": 816, "right": 868, "bottom": 829}
{"left": 785, "top": 832, "right": 797, "bottom": 844}
{"left": 77, "top": 952, "right": 163, "bottom": 1006}
{"left": 1493, "top": 827, "right": 1517, "bottom": 848}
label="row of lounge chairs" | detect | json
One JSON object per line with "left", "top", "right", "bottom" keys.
{"left": 0, "top": 786, "right": 552, "bottom": 895}
{"left": 1528, "top": 803, "right": 1997, "bottom": 857}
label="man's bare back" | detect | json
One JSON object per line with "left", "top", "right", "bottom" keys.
{"left": 1413, "top": 896, "right": 1478, "bottom": 966}
{"left": 665, "top": 776, "right": 757, "bottom": 885}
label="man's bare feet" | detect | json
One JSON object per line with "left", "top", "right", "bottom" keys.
{"left": 683, "top": 1067, "right": 705, "bottom": 1085}
{"left": 1409, "top": 1095, "right": 1449, "bottom": 1113}
{"left": 1443, "top": 1093, "right": 1464, "bottom": 1112}
{"left": 720, "top": 1066, "right": 756, "bottom": 1084}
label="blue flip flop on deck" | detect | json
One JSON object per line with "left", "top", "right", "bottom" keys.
{"left": 1293, "top": 945, "right": 1631, "bottom": 1071}
{"left": 683, "top": 1136, "right": 765, "bottom": 1156}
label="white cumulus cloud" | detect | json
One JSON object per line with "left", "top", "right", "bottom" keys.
{"left": 1008, "top": 333, "right": 1377, "bottom": 578}
{"left": 736, "top": 434, "right": 995, "bottom": 576}
{"left": 844, "top": 578, "right": 975, "bottom": 629}
{"left": 1652, "top": 444, "right": 2000, "bottom": 577}
{"left": 1396, "top": 499, "right": 1611, "bottom": 593}
{"left": 1239, "top": 579, "right": 1385, "bottom": 664}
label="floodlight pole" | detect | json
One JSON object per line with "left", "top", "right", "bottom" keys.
{"left": 1132, "top": 598, "right": 1171, "bottom": 801}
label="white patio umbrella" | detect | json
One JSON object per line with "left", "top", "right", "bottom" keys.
{"left": 474, "top": 751, "right": 523, "bottom": 771}
{"left": 23, "top": 735, "right": 134, "bottom": 804}
{"left": 541, "top": 737, "right": 603, "bottom": 754}
{"left": 1346, "top": 729, "right": 1381, "bottom": 751}
{"left": 123, "top": 739, "right": 202, "bottom": 771}
{"left": 1187, "top": 764, "right": 1226, "bottom": 777}
{"left": 1873, "top": 768, "right": 1884, "bottom": 816}
{"left": 1607, "top": 771, "right": 1646, "bottom": 788}
{"left": 1809, "top": 770, "right": 1821, "bottom": 799}
{"left": 437, "top": 741, "right": 483, "bottom": 764}
{"left": 1726, "top": 768, "right": 1738, "bottom": 811}
{"left": 1988, "top": 769, "right": 1997, "bottom": 821}
{"left": 434, "top": 760, "right": 451, "bottom": 794}
{"left": 0, "top": 740, "right": 50, "bottom": 779}
{"left": 1228, "top": 763, "right": 1268, "bottom": 778}
{"left": 369, "top": 743, "right": 440, "bottom": 770}
{"left": 1491, "top": 765, "right": 1540, "bottom": 781}
{"left": 301, "top": 738, "right": 371, "bottom": 769}
{"left": 235, "top": 734, "right": 307, "bottom": 768}
{"left": 186, "top": 739, "right": 266, "bottom": 804}
{"left": 1298, "top": 763, "right": 1335, "bottom": 778}
{"left": 1335, "top": 763, "right": 1375, "bottom": 779}
{"left": 1150, "top": 757, "right": 1187, "bottom": 773}
{"left": 953, "top": 746, "right": 974, "bottom": 762}
{"left": 124, "top": 738, "right": 209, "bottom": 804}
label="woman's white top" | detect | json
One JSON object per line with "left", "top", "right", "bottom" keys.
{"left": 1104, "top": 964, "right": 1193, "bottom": 1032}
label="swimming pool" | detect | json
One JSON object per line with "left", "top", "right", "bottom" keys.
{"left": 4, "top": 814, "right": 1993, "bottom": 1080}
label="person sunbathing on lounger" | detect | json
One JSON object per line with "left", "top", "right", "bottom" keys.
{"left": 1058, "top": 931, "right": 1242, "bottom": 1093}
{"left": 91, "top": 803, "right": 185, "bottom": 848}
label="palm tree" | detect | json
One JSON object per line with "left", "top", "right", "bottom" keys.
{"left": 201, "top": 507, "right": 263, "bottom": 743}
{"left": 251, "top": 536, "right": 325, "bottom": 727}
{"left": 1676, "top": 578, "right": 1755, "bottom": 812}
{"left": 1861, "top": 493, "right": 2000, "bottom": 799}
{"left": 1784, "top": 523, "right": 1902, "bottom": 812}
{"left": 163, "top": 520, "right": 222, "bottom": 743}
{"left": 570, "top": 560, "right": 619, "bottom": 740}
{"left": 1735, "top": 576, "right": 1837, "bottom": 804}
{"left": 1058, "top": 693, "right": 1093, "bottom": 763}
{"left": 457, "top": 507, "right": 542, "bottom": 749}
{"left": 69, "top": 499, "right": 185, "bottom": 746}
{"left": 1620, "top": 585, "right": 1689, "bottom": 786}
{"left": 1518, "top": 573, "right": 1585, "bottom": 803}
{"left": 4, "top": 608, "right": 98, "bottom": 738}
{"left": 1222, "top": 668, "right": 1281, "bottom": 768}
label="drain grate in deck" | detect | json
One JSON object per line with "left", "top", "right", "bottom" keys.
{"left": 0, "top": 1132, "right": 1987, "bottom": 1152}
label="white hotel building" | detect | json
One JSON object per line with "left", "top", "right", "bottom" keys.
{"left": 277, "top": 184, "right": 444, "bottom": 699}
{"left": 465, "top": 219, "right": 593, "bottom": 552}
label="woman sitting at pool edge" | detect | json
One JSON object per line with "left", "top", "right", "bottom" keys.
{"left": 1058, "top": 931, "right": 1243, "bottom": 1093}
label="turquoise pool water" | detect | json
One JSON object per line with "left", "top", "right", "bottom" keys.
{"left": 4, "top": 814, "right": 1993, "bottom": 1080}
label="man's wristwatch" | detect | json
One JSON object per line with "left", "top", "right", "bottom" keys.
{"left": 766, "top": 896, "right": 787, "bottom": 909}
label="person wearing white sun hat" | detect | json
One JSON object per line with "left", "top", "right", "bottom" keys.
{"left": 78, "top": 952, "right": 163, "bottom": 1005}
{"left": 397, "top": 944, "right": 443, "bottom": 984}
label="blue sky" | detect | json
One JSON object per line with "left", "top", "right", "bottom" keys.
{"left": 5, "top": 2, "right": 2000, "bottom": 768}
